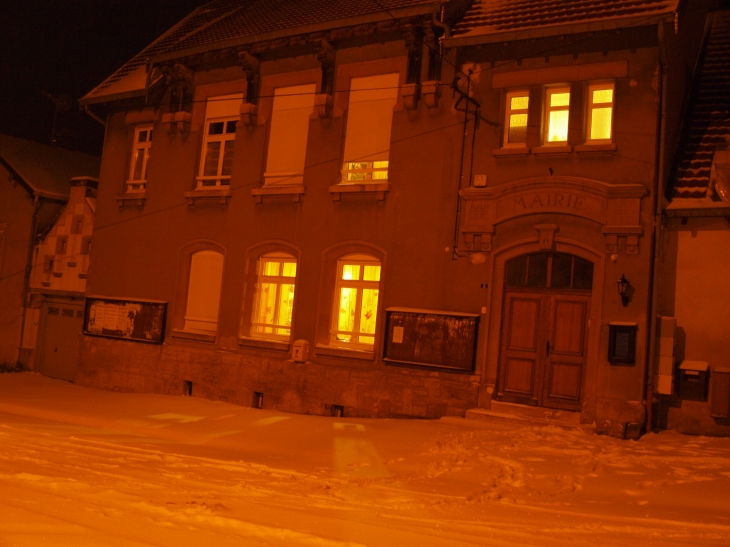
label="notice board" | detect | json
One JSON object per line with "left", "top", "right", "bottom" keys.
{"left": 383, "top": 308, "right": 479, "bottom": 371}
{"left": 84, "top": 297, "right": 167, "bottom": 344}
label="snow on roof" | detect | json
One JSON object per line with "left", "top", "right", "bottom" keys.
{"left": 0, "top": 134, "right": 100, "bottom": 200}
{"left": 446, "top": 0, "right": 679, "bottom": 46}
{"left": 669, "top": 11, "right": 730, "bottom": 201}
{"left": 81, "top": 0, "right": 444, "bottom": 105}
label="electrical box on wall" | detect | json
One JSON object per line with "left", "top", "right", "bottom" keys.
{"left": 678, "top": 360, "right": 709, "bottom": 401}
{"left": 608, "top": 322, "right": 637, "bottom": 365}
{"left": 473, "top": 174, "right": 487, "bottom": 187}
{"left": 292, "top": 339, "right": 309, "bottom": 363}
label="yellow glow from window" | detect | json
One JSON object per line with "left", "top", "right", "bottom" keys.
{"left": 548, "top": 110, "right": 569, "bottom": 142}
{"left": 373, "top": 160, "right": 389, "bottom": 169}
{"left": 337, "top": 287, "right": 357, "bottom": 332}
{"left": 509, "top": 113, "right": 527, "bottom": 128}
{"left": 282, "top": 262, "right": 296, "bottom": 277}
{"left": 550, "top": 92, "right": 570, "bottom": 107}
{"left": 510, "top": 96, "right": 529, "bottom": 110}
{"left": 363, "top": 265, "right": 381, "bottom": 281}
{"left": 342, "top": 264, "right": 360, "bottom": 281}
{"left": 263, "top": 260, "right": 280, "bottom": 276}
{"left": 593, "top": 88, "right": 613, "bottom": 104}
{"left": 359, "top": 289, "right": 379, "bottom": 339}
{"left": 590, "top": 107, "right": 613, "bottom": 140}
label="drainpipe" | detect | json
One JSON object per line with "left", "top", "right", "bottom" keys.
{"left": 432, "top": 6, "right": 451, "bottom": 39}
{"left": 15, "top": 194, "right": 41, "bottom": 365}
{"left": 645, "top": 21, "right": 670, "bottom": 434}
{"left": 81, "top": 104, "right": 106, "bottom": 127}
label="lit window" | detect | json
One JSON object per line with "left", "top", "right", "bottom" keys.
{"left": 264, "top": 84, "right": 316, "bottom": 186}
{"left": 332, "top": 254, "right": 381, "bottom": 347}
{"left": 197, "top": 94, "right": 242, "bottom": 188}
{"left": 504, "top": 91, "right": 529, "bottom": 146}
{"left": 341, "top": 73, "right": 399, "bottom": 183}
{"left": 184, "top": 250, "right": 224, "bottom": 333}
{"left": 545, "top": 87, "right": 571, "bottom": 144}
{"left": 251, "top": 253, "right": 297, "bottom": 340}
{"left": 587, "top": 83, "right": 614, "bottom": 143}
{"left": 127, "top": 125, "right": 152, "bottom": 192}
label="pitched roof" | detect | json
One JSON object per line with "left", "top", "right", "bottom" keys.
{"left": 670, "top": 11, "right": 730, "bottom": 200}
{"left": 0, "top": 134, "right": 100, "bottom": 200}
{"left": 447, "top": 0, "right": 679, "bottom": 46}
{"left": 81, "top": 0, "right": 443, "bottom": 105}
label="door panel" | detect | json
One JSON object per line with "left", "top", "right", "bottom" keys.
{"left": 498, "top": 293, "right": 544, "bottom": 405}
{"left": 39, "top": 302, "right": 83, "bottom": 382}
{"left": 543, "top": 296, "right": 588, "bottom": 410}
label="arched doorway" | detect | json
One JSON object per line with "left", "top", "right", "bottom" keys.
{"left": 497, "top": 252, "right": 593, "bottom": 411}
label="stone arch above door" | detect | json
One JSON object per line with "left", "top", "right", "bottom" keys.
{"left": 459, "top": 176, "right": 646, "bottom": 255}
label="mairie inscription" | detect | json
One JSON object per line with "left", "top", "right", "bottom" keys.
{"left": 495, "top": 191, "right": 605, "bottom": 223}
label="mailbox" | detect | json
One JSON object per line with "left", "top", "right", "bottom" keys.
{"left": 678, "top": 360, "right": 709, "bottom": 401}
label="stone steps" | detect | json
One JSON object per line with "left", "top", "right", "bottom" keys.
{"left": 465, "top": 401, "right": 595, "bottom": 433}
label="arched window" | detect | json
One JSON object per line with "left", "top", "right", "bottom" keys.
{"left": 251, "top": 252, "right": 297, "bottom": 340}
{"left": 331, "top": 254, "right": 381, "bottom": 347}
{"left": 184, "top": 250, "right": 224, "bottom": 333}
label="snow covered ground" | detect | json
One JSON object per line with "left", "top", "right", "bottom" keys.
{"left": 0, "top": 374, "right": 729, "bottom": 546}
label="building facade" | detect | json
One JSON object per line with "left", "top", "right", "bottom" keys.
{"left": 77, "top": 0, "right": 714, "bottom": 436}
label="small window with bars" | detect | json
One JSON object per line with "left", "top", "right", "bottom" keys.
{"left": 505, "top": 252, "right": 593, "bottom": 290}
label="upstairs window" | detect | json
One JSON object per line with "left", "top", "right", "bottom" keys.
{"left": 198, "top": 94, "right": 242, "bottom": 188}
{"left": 341, "top": 73, "right": 399, "bottom": 184}
{"left": 251, "top": 253, "right": 297, "bottom": 340}
{"left": 184, "top": 250, "right": 224, "bottom": 333}
{"left": 264, "top": 84, "right": 316, "bottom": 187}
{"left": 127, "top": 125, "right": 152, "bottom": 192}
{"left": 587, "top": 83, "right": 614, "bottom": 143}
{"left": 332, "top": 254, "right": 381, "bottom": 347}
{"left": 544, "top": 87, "right": 570, "bottom": 144}
{"left": 504, "top": 91, "right": 529, "bottom": 147}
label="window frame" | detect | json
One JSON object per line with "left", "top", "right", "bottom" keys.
{"left": 330, "top": 254, "right": 382, "bottom": 349}
{"left": 197, "top": 117, "right": 238, "bottom": 188}
{"left": 543, "top": 86, "right": 571, "bottom": 145}
{"left": 171, "top": 240, "right": 227, "bottom": 343}
{"left": 503, "top": 90, "right": 530, "bottom": 148}
{"left": 586, "top": 82, "right": 615, "bottom": 144}
{"left": 340, "top": 72, "right": 400, "bottom": 185}
{"left": 127, "top": 125, "right": 153, "bottom": 192}
{"left": 250, "top": 252, "right": 298, "bottom": 341}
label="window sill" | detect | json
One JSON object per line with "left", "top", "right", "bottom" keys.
{"left": 493, "top": 147, "right": 530, "bottom": 157}
{"left": 314, "top": 343, "right": 375, "bottom": 361}
{"left": 238, "top": 336, "right": 290, "bottom": 352}
{"left": 116, "top": 191, "right": 147, "bottom": 208}
{"left": 328, "top": 182, "right": 389, "bottom": 201}
{"left": 533, "top": 145, "right": 573, "bottom": 155}
{"left": 251, "top": 185, "right": 305, "bottom": 204}
{"left": 170, "top": 328, "right": 216, "bottom": 343}
{"left": 575, "top": 143, "right": 617, "bottom": 153}
{"left": 184, "top": 187, "right": 232, "bottom": 206}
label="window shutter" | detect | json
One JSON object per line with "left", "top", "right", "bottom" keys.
{"left": 343, "top": 73, "right": 400, "bottom": 164}
{"left": 184, "top": 250, "right": 224, "bottom": 333}
{"left": 205, "top": 94, "right": 243, "bottom": 120}
{"left": 264, "top": 84, "right": 316, "bottom": 186}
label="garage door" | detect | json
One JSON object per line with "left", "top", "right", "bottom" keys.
{"left": 39, "top": 301, "right": 84, "bottom": 381}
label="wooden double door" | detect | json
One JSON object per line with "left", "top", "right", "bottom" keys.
{"left": 497, "top": 290, "right": 590, "bottom": 411}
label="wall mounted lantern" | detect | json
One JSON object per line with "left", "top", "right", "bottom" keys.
{"left": 617, "top": 274, "right": 630, "bottom": 307}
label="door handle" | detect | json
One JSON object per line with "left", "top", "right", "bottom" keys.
{"left": 546, "top": 341, "right": 550, "bottom": 357}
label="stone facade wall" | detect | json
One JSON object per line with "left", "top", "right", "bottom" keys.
{"left": 77, "top": 336, "right": 480, "bottom": 419}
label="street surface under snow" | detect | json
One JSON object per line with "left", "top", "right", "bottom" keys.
{"left": 0, "top": 374, "right": 729, "bottom": 546}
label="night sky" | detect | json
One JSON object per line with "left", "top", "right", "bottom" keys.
{"left": 0, "top": 0, "right": 209, "bottom": 156}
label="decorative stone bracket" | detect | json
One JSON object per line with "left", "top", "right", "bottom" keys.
{"left": 314, "top": 93, "right": 333, "bottom": 118}
{"left": 421, "top": 80, "right": 441, "bottom": 108}
{"left": 458, "top": 176, "right": 647, "bottom": 255}
{"left": 401, "top": 83, "right": 420, "bottom": 110}
{"left": 162, "top": 111, "right": 191, "bottom": 135}
{"left": 239, "top": 102, "right": 258, "bottom": 127}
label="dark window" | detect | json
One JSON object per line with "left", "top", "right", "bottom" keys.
{"left": 62, "top": 309, "right": 74, "bottom": 317}
{"left": 505, "top": 252, "right": 593, "bottom": 291}
{"left": 608, "top": 324, "right": 637, "bottom": 365}
{"left": 48, "top": 307, "right": 59, "bottom": 315}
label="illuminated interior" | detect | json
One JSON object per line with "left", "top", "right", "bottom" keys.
{"left": 332, "top": 255, "right": 381, "bottom": 346}
{"left": 252, "top": 253, "right": 297, "bottom": 340}
{"left": 589, "top": 85, "right": 614, "bottom": 142}
{"left": 546, "top": 88, "right": 570, "bottom": 143}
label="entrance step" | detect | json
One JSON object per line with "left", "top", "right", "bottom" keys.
{"left": 466, "top": 401, "right": 595, "bottom": 433}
